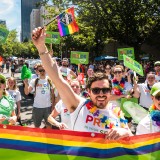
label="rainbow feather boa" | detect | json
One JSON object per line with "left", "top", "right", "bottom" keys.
{"left": 149, "top": 105, "right": 160, "bottom": 127}
{"left": 112, "top": 78, "right": 125, "bottom": 95}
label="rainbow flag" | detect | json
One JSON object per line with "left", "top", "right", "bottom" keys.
{"left": 57, "top": 7, "right": 79, "bottom": 36}
{"left": 0, "top": 125, "right": 160, "bottom": 160}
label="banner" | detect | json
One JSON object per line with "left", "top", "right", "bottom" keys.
{"left": 0, "top": 28, "right": 9, "bottom": 44}
{"left": 70, "top": 51, "right": 89, "bottom": 64}
{"left": 45, "top": 31, "right": 60, "bottom": 44}
{"left": 0, "top": 125, "right": 160, "bottom": 160}
{"left": 123, "top": 54, "right": 144, "bottom": 76}
{"left": 118, "top": 48, "right": 135, "bottom": 60}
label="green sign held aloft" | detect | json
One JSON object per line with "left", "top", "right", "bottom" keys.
{"left": 123, "top": 54, "right": 144, "bottom": 76}
{"left": 45, "top": 31, "right": 60, "bottom": 44}
{"left": 70, "top": 51, "right": 89, "bottom": 64}
{"left": 118, "top": 47, "right": 135, "bottom": 60}
{"left": 0, "top": 28, "right": 9, "bottom": 44}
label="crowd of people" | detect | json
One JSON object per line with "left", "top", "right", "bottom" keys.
{"left": 0, "top": 27, "right": 160, "bottom": 140}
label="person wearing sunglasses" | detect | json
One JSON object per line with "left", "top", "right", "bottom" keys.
{"left": 32, "top": 27, "right": 133, "bottom": 140}
{"left": 136, "top": 82, "right": 160, "bottom": 135}
{"left": 24, "top": 63, "right": 55, "bottom": 129}
{"left": 0, "top": 74, "right": 17, "bottom": 125}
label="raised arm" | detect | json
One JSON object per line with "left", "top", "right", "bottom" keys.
{"left": 32, "top": 27, "right": 82, "bottom": 113}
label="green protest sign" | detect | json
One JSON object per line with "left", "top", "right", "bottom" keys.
{"left": 0, "top": 28, "right": 9, "bottom": 44}
{"left": 123, "top": 54, "right": 144, "bottom": 76}
{"left": 117, "top": 47, "right": 135, "bottom": 60}
{"left": 70, "top": 51, "right": 89, "bottom": 64}
{"left": 45, "top": 31, "right": 60, "bottom": 44}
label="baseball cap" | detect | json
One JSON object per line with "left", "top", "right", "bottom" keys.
{"left": 0, "top": 74, "right": 6, "bottom": 83}
{"left": 150, "top": 82, "right": 160, "bottom": 96}
{"left": 154, "top": 61, "right": 160, "bottom": 66}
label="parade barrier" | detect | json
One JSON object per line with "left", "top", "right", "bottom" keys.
{"left": 0, "top": 125, "right": 159, "bottom": 160}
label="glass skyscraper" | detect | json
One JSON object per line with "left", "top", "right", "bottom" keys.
{"left": 21, "top": 0, "right": 43, "bottom": 42}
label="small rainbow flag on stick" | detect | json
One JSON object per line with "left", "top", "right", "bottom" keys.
{"left": 57, "top": 7, "right": 79, "bottom": 36}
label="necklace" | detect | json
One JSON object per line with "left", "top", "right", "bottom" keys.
{"left": 112, "top": 78, "right": 125, "bottom": 95}
{"left": 85, "top": 100, "right": 128, "bottom": 129}
{"left": 149, "top": 104, "right": 160, "bottom": 127}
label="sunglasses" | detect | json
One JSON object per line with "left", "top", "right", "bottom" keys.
{"left": 38, "top": 69, "right": 45, "bottom": 72}
{"left": 155, "top": 95, "right": 160, "bottom": 101}
{"left": 91, "top": 87, "right": 111, "bottom": 95}
{"left": 114, "top": 71, "right": 122, "bottom": 74}
{"left": 105, "top": 68, "right": 110, "bottom": 70}
{"left": 0, "top": 79, "right": 5, "bottom": 84}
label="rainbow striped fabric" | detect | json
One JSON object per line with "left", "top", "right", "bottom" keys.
{"left": 0, "top": 125, "right": 160, "bottom": 160}
{"left": 57, "top": 7, "right": 79, "bottom": 36}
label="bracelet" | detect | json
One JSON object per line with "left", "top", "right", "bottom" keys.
{"left": 39, "top": 50, "right": 50, "bottom": 56}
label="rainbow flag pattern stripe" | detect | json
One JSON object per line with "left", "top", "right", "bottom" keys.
{"left": 57, "top": 7, "right": 79, "bottom": 36}
{"left": 0, "top": 125, "right": 160, "bottom": 160}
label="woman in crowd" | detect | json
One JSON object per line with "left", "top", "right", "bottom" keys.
{"left": 136, "top": 82, "right": 160, "bottom": 135}
{"left": 6, "top": 77, "right": 22, "bottom": 125}
{"left": 0, "top": 74, "right": 17, "bottom": 125}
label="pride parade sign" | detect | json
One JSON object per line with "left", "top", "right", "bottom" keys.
{"left": 70, "top": 51, "right": 89, "bottom": 64}
{"left": 45, "top": 31, "right": 60, "bottom": 44}
{"left": 123, "top": 54, "right": 144, "bottom": 76}
{"left": 118, "top": 47, "right": 135, "bottom": 60}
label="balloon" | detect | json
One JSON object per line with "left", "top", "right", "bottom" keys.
{"left": 21, "top": 65, "right": 32, "bottom": 80}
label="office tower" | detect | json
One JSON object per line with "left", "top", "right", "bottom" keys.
{"left": 21, "top": 0, "right": 43, "bottom": 42}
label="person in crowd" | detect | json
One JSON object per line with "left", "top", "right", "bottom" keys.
{"left": 136, "top": 82, "right": 160, "bottom": 135}
{"left": 60, "top": 58, "right": 77, "bottom": 79}
{"left": 6, "top": 77, "right": 22, "bottom": 125}
{"left": 10, "top": 61, "right": 17, "bottom": 77}
{"left": 105, "top": 64, "right": 113, "bottom": 80}
{"left": 133, "top": 72, "right": 156, "bottom": 111}
{"left": 86, "top": 68, "right": 94, "bottom": 79}
{"left": 108, "top": 65, "right": 135, "bottom": 126}
{"left": 154, "top": 61, "right": 160, "bottom": 82}
{"left": 48, "top": 79, "right": 81, "bottom": 130}
{"left": 32, "top": 27, "right": 133, "bottom": 140}
{"left": 6, "top": 60, "right": 10, "bottom": 73}
{"left": 0, "top": 74, "right": 17, "bottom": 125}
{"left": 109, "top": 65, "right": 133, "bottom": 101}
{"left": 23, "top": 63, "right": 55, "bottom": 128}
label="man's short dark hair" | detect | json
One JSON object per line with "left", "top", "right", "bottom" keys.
{"left": 86, "top": 72, "right": 112, "bottom": 89}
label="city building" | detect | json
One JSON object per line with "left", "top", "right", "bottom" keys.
{"left": 21, "top": 0, "right": 43, "bottom": 42}
{"left": 30, "top": 9, "right": 40, "bottom": 34}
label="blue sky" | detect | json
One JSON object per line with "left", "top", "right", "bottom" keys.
{"left": 0, "top": 0, "right": 21, "bottom": 41}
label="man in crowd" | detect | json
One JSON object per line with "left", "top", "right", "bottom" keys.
{"left": 32, "top": 27, "right": 133, "bottom": 140}
{"left": 23, "top": 63, "right": 55, "bottom": 128}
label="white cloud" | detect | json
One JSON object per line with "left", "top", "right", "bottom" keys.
{"left": 0, "top": 0, "right": 14, "bottom": 15}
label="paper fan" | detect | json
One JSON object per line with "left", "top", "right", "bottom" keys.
{"left": 123, "top": 101, "right": 148, "bottom": 124}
